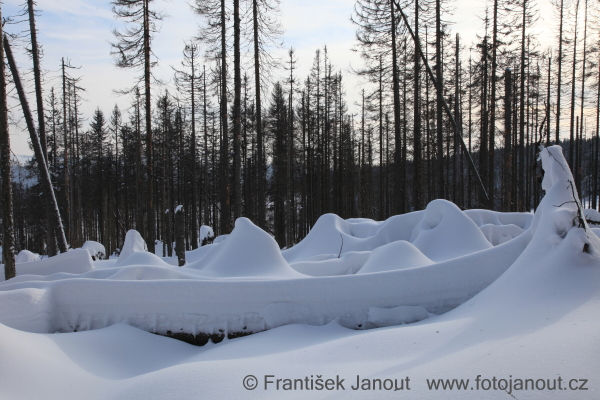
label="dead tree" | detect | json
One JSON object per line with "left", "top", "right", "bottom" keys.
{"left": 4, "top": 35, "right": 68, "bottom": 253}
{"left": 1, "top": 12, "right": 16, "bottom": 279}
{"left": 111, "top": 0, "right": 164, "bottom": 253}
{"left": 175, "top": 206, "right": 185, "bottom": 266}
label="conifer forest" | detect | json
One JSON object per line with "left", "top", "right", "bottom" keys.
{"left": 1, "top": 0, "right": 600, "bottom": 259}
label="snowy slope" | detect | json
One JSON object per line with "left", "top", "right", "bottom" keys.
{"left": 0, "top": 145, "right": 597, "bottom": 399}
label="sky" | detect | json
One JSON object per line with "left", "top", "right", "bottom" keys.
{"left": 2, "top": 0, "right": 557, "bottom": 156}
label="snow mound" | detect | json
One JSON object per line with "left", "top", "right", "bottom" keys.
{"left": 188, "top": 218, "right": 306, "bottom": 279}
{"left": 290, "top": 251, "right": 370, "bottom": 276}
{"left": 357, "top": 240, "right": 434, "bottom": 274}
{"left": 283, "top": 202, "right": 498, "bottom": 265}
{"left": 282, "top": 212, "right": 423, "bottom": 263}
{"left": 479, "top": 223, "right": 525, "bottom": 246}
{"left": 116, "top": 230, "right": 147, "bottom": 266}
{"left": 1, "top": 249, "right": 94, "bottom": 282}
{"left": 115, "top": 251, "right": 171, "bottom": 268}
{"left": 213, "top": 234, "right": 228, "bottom": 244}
{"left": 585, "top": 208, "right": 600, "bottom": 225}
{"left": 529, "top": 145, "right": 599, "bottom": 255}
{"left": 410, "top": 199, "right": 493, "bottom": 262}
{"left": 464, "top": 208, "right": 533, "bottom": 230}
{"left": 81, "top": 241, "right": 106, "bottom": 260}
{"left": 105, "top": 265, "right": 205, "bottom": 281}
{"left": 15, "top": 250, "right": 40, "bottom": 263}
{"left": 367, "top": 305, "right": 429, "bottom": 327}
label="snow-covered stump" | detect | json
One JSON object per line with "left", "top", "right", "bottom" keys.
{"left": 82, "top": 241, "right": 106, "bottom": 261}
{"left": 200, "top": 225, "right": 214, "bottom": 246}
{"left": 174, "top": 205, "right": 185, "bottom": 267}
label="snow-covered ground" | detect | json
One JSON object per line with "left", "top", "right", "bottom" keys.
{"left": 0, "top": 145, "right": 598, "bottom": 399}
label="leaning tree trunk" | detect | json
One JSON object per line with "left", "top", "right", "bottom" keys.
{"left": 4, "top": 35, "right": 68, "bottom": 254}
{"left": 0, "top": 14, "right": 16, "bottom": 280}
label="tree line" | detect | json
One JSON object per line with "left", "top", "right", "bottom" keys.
{"left": 1, "top": 0, "right": 600, "bottom": 273}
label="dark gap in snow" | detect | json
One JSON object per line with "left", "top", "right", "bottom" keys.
{"left": 157, "top": 329, "right": 263, "bottom": 346}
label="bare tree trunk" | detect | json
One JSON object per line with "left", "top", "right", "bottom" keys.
{"left": 191, "top": 51, "right": 198, "bottom": 249}
{"left": 594, "top": 56, "right": 600, "bottom": 211}
{"left": 391, "top": 1, "right": 402, "bottom": 215}
{"left": 413, "top": 0, "right": 421, "bottom": 210}
{"left": 203, "top": 66, "right": 210, "bottom": 227}
{"left": 518, "top": 2, "right": 527, "bottom": 211}
{"left": 480, "top": 34, "right": 489, "bottom": 208}
{"left": 546, "top": 57, "right": 551, "bottom": 144}
{"left": 28, "top": 0, "right": 58, "bottom": 253}
{"left": 435, "top": 0, "right": 445, "bottom": 201}
{"left": 568, "top": 0, "right": 580, "bottom": 171}
{"left": 4, "top": 35, "right": 68, "bottom": 253}
{"left": 489, "top": 0, "right": 499, "bottom": 210}
{"left": 252, "top": 0, "right": 265, "bottom": 229}
{"left": 503, "top": 68, "right": 513, "bottom": 212}
{"left": 175, "top": 206, "right": 185, "bottom": 266}
{"left": 61, "top": 58, "right": 71, "bottom": 243}
{"left": 220, "top": 0, "right": 231, "bottom": 234}
{"left": 233, "top": 0, "right": 242, "bottom": 220}
{"left": 143, "top": 0, "right": 156, "bottom": 254}
{"left": 555, "top": 0, "right": 564, "bottom": 144}
{"left": 379, "top": 55, "right": 384, "bottom": 219}
{"left": 0, "top": 14, "right": 16, "bottom": 280}
{"left": 576, "top": 0, "right": 588, "bottom": 195}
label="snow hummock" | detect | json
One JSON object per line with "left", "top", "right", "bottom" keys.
{"left": 187, "top": 217, "right": 305, "bottom": 279}
{"left": 290, "top": 251, "right": 370, "bottom": 276}
{"left": 81, "top": 241, "right": 106, "bottom": 260}
{"left": 1, "top": 249, "right": 94, "bottom": 282}
{"left": 409, "top": 199, "right": 493, "bottom": 262}
{"left": 15, "top": 250, "right": 40, "bottom": 263}
{"left": 357, "top": 240, "right": 434, "bottom": 274}
{"left": 116, "top": 230, "right": 148, "bottom": 266}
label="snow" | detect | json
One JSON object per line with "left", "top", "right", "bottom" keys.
{"left": 81, "top": 241, "right": 106, "bottom": 260}
{"left": 116, "top": 229, "right": 148, "bottom": 266}
{"left": 175, "top": 204, "right": 183, "bottom": 213}
{"left": 15, "top": 249, "right": 40, "bottom": 263}
{"left": 199, "top": 225, "right": 214, "bottom": 243}
{"left": 357, "top": 240, "right": 434, "bottom": 274}
{"left": 409, "top": 199, "right": 493, "bottom": 262}
{"left": 1, "top": 249, "right": 94, "bottom": 283}
{"left": 0, "top": 145, "right": 598, "bottom": 399}
{"left": 290, "top": 251, "right": 370, "bottom": 276}
{"left": 367, "top": 305, "right": 430, "bottom": 327}
{"left": 186, "top": 217, "right": 306, "bottom": 279}
{"left": 213, "top": 233, "right": 229, "bottom": 244}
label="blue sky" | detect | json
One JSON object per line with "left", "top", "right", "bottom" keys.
{"left": 2, "top": 0, "right": 556, "bottom": 155}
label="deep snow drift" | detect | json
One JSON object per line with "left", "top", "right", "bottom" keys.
{"left": 0, "top": 145, "right": 598, "bottom": 399}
